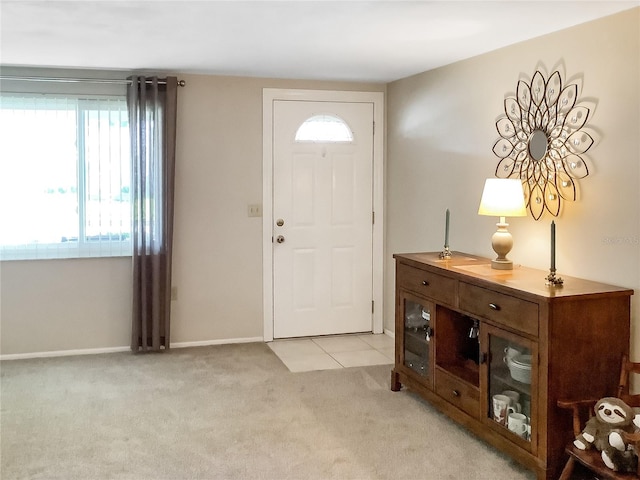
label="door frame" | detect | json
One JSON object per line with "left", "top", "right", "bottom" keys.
{"left": 262, "top": 88, "right": 384, "bottom": 341}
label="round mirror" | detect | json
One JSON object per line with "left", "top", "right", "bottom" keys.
{"left": 528, "top": 129, "right": 548, "bottom": 161}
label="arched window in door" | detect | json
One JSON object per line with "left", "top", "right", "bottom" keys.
{"left": 294, "top": 114, "right": 354, "bottom": 143}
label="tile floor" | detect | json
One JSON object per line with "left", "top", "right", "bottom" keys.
{"left": 268, "top": 333, "right": 395, "bottom": 372}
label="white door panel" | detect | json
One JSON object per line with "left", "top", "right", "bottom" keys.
{"left": 272, "top": 100, "right": 374, "bottom": 338}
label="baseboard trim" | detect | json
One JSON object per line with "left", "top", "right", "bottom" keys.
{"left": 170, "top": 337, "right": 264, "bottom": 349}
{"left": 384, "top": 328, "right": 395, "bottom": 339}
{"left": 0, "top": 337, "right": 265, "bottom": 361}
{"left": 0, "top": 346, "right": 131, "bottom": 361}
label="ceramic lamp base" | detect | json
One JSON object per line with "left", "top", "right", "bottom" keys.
{"left": 491, "top": 258, "right": 513, "bottom": 270}
{"left": 490, "top": 221, "right": 514, "bottom": 270}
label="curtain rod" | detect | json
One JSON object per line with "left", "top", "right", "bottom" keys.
{"left": 0, "top": 76, "right": 186, "bottom": 87}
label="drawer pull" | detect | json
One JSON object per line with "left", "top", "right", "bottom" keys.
{"left": 422, "top": 280, "right": 429, "bottom": 286}
{"left": 452, "top": 390, "right": 460, "bottom": 397}
{"left": 488, "top": 303, "right": 501, "bottom": 311}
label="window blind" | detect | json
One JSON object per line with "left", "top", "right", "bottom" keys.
{"left": 0, "top": 93, "right": 132, "bottom": 260}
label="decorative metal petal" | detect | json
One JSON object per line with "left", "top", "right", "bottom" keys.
{"left": 543, "top": 182, "right": 561, "bottom": 216}
{"left": 562, "top": 154, "right": 589, "bottom": 179}
{"left": 534, "top": 109, "right": 543, "bottom": 129}
{"left": 549, "top": 138, "right": 566, "bottom": 151}
{"left": 546, "top": 98, "right": 560, "bottom": 128}
{"left": 496, "top": 118, "right": 516, "bottom": 138}
{"left": 531, "top": 162, "right": 543, "bottom": 183}
{"left": 563, "top": 106, "right": 590, "bottom": 131}
{"left": 541, "top": 110, "right": 549, "bottom": 129}
{"left": 522, "top": 180, "right": 532, "bottom": 207}
{"left": 539, "top": 159, "right": 552, "bottom": 180}
{"left": 549, "top": 124, "right": 564, "bottom": 139}
{"left": 517, "top": 80, "right": 531, "bottom": 111}
{"left": 565, "top": 131, "right": 594, "bottom": 155}
{"left": 495, "top": 157, "right": 516, "bottom": 178}
{"left": 530, "top": 71, "right": 546, "bottom": 106}
{"left": 516, "top": 149, "right": 528, "bottom": 162}
{"left": 493, "top": 138, "right": 514, "bottom": 158}
{"left": 545, "top": 112, "right": 561, "bottom": 135}
{"left": 557, "top": 84, "right": 577, "bottom": 115}
{"left": 556, "top": 172, "right": 576, "bottom": 201}
{"left": 527, "top": 109, "right": 537, "bottom": 130}
{"left": 547, "top": 147, "right": 562, "bottom": 161}
{"left": 504, "top": 98, "right": 521, "bottom": 123}
{"left": 514, "top": 140, "right": 528, "bottom": 152}
{"left": 545, "top": 71, "right": 562, "bottom": 107}
{"left": 528, "top": 182, "right": 545, "bottom": 220}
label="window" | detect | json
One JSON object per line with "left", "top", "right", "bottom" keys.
{"left": 0, "top": 93, "right": 131, "bottom": 260}
{"left": 294, "top": 114, "right": 354, "bottom": 143}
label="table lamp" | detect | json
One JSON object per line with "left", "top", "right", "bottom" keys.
{"left": 478, "top": 178, "right": 527, "bottom": 270}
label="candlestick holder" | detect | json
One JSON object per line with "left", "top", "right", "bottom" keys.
{"left": 439, "top": 246, "right": 452, "bottom": 259}
{"left": 545, "top": 268, "right": 564, "bottom": 286}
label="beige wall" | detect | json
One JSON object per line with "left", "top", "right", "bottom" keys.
{"left": 0, "top": 74, "right": 384, "bottom": 355}
{"left": 170, "top": 75, "right": 385, "bottom": 345}
{"left": 0, "top": 258, "right": 132, "bottom": 354}
{"left": 386, "top": 8, "right": 640, "bottom": 357}
{"left": 2, "top": 9, "right": 638, "bottom": 357}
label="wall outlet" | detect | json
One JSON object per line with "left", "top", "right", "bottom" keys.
{"left": 248, "top": 204, "right": 262, "bottom": 217}
{"left": 171, "top": 286, "right": 178, "bottom": 301}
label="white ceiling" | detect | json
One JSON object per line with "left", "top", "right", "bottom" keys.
{"left": 1, "top": 1, "right": 638, "bottom": 83}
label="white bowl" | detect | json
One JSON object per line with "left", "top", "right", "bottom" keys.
{"left": 507, "top": 355, "right": 532, "bottom": 384}
{"left": 511, "top": 354, "right": 531, "bottom": 366}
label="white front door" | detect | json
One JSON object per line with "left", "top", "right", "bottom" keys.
{"left": 271, "top": 99, "right": 374, "bottom": 338}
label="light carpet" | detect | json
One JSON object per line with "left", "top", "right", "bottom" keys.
{"left": 1, "top": 342, "right": 534, "bottom": 480}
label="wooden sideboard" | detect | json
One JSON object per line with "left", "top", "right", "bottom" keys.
{"left": 391, "top": 251, "right": 633, "bottom": 480}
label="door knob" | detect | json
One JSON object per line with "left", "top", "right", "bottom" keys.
{"left": 276, "top": 235, "right": 285, "bottom": 243}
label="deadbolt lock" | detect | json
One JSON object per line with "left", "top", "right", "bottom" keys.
{"left": 276, "top": 219, "right": 284, "bottom": 227}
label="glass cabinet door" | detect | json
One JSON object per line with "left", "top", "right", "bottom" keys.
{"left": 481, "top": 324, "right": 537, "bottom": 452}
{"left": 400, "top": 293, "right": 434, "bottom": 386}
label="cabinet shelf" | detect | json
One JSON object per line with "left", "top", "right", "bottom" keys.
{"left": 404, "top": 327, "right": 428, "bottom": 344}
{"left": 437, "top": 362, "right": 479, "bottom": 389}
{"left": 404, "top": 328, "right": 429, "bottom": 356}
{"left": 491, "top": 366, "right": 531, "bottom": 396}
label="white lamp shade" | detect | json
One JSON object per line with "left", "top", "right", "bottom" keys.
{"left": 478, "top": 178, "right": 527, "bottom": 217}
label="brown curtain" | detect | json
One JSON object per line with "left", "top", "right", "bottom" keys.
{"left": 128, "top": 76, "right": 178, "bottom": 352}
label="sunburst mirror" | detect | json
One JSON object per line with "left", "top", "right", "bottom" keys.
{"left": 492, "top": 69, "right": 594, "bottom": 220}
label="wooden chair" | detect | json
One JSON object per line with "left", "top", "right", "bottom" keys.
{"left": 557, "top": 355, "right": 640, "bottom": 480}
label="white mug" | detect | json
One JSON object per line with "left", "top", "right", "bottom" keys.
{"left": 508, "top": 412, "right": 528, "bottom": 438}
{"left": 492, "top": 394, "right": 516, "bottom": 425}
{"left": 502, "top": 390, "right": 521, "bottom": 413}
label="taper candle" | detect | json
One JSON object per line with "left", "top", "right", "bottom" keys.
{"left": 445, "top": 209, "right": 450, "bottom": 248}
{"left": 551, "top": 221, "right": 556, "bottom": 271}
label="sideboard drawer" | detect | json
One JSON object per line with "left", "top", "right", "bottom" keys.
{"left": 396, "top": 263, "right": 456, "bottom": 306}
{"left": 435, "top": 368, "right": 480, "bottom": 418}
{"left": 459, "top": 282, "right": 539, "bottom": 337}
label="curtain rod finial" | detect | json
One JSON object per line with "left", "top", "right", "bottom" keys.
{"left": 178, "top": 80, "right": 186, "bottom": 87}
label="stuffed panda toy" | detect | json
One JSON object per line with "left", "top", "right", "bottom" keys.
{"left": 573, "top": 397, "right": 639, "bottom": 473}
